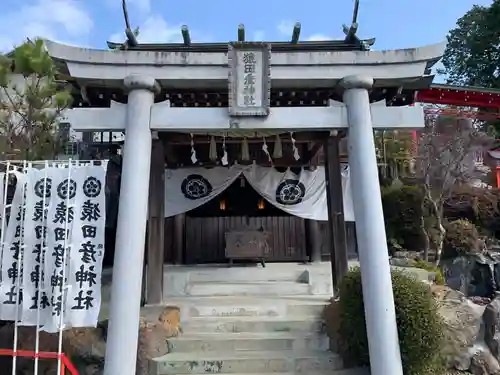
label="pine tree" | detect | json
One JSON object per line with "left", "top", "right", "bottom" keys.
{"left": 0, "top": 39, "right": 72, "bottom": 160}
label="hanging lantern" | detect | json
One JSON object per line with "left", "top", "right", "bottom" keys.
{"left": 219, "top": 199, "right": 227, "bottom": 211}
{"left": 257, "top": 199, "right": 265, "bottom": 210}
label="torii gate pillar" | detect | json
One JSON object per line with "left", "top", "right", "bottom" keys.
{"left": 103, "top": 74, "right": 160, "bottom": 375}
{"left": 342, "top": 75, "right": 404, "bottom": 375}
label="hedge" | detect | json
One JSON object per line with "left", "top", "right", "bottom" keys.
{"left": 334, "top": 268, "right": 444, "bottom": 375}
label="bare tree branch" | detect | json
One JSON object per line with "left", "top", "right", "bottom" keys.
{"left": 417, "top": 113, "right": 493, "bottom": 263}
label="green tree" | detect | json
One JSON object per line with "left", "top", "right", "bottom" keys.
{"left": 441, "top": 1, "right": 500, "bottom": 88}
{"left": 0, "top": 39, "right": 72, "bottom": 160}
{"left": 417, "top": 115, "right": 492, "bottom": 263}
{"left": 441, "top": 0, "right": 500, "bottom": 140}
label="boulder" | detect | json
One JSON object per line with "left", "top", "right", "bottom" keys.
{"left": 136, "top": 306, "right": 181, "bottom": 375}
{"left": 157, "top": 305, "right": 182, "bottom": 337}
{"left": 390, "top": 251, "right": 422, "bottom": 267}
{"left": 484, "top": 295, "right": 500, "bottom": 363}
{"left": 431, "top": 285, "right": 486, "bottom": 369}
{"left": 470, "top": 348, "right": 500, "bottom": 375}
{"left": 0, "top": 305, "right": 181, "bottom": 375}
{"left": 441, "top": 253, "right": 500, "bottom": 297}
{"left": 63, "top": 324, "right": 108, "bottom": 374}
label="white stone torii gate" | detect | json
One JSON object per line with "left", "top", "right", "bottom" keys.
{"left": 46, "top": 39, "right": 446, "bottom": 375}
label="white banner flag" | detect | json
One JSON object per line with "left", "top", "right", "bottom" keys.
{"left": 66, "top": 162, "right": 107, "bottom": 327}
{"left": 0, "top": 172, "right": 5, "bottom": 231}
{"left": 0, "top": 172, "right": 26, "bottom": 321}
{"left": 20, "top": 168, "right": 53, "bottom": 325}
{"left": 0, "top": 162, "right": 108, "bottom": 331}
{"left": 43, "top": 167, "right": 77, "bottom": 332}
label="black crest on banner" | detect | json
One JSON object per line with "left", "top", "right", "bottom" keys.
{"left": 34, "top": 178, "right": 52, "bottom": 198}
{"left": 275, "top": 179, "right": 305, "bottom": 205}
{"left": 83, "top": 177, "right": 102, "bottom": 198}
{"left": 181, "top": 174, "right": 213, "bottom": 200}
{"left": 57, "top": 179, "right": 77, "bottom": 200}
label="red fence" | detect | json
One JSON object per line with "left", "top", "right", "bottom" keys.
{"left": 0, "top": 348, "right": 79, "bottom": 375}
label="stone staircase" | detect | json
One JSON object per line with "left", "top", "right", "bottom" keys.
{"left": 148, "top": 267, "right": 367, "bottom": 375}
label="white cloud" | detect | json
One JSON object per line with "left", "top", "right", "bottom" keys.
{"left": 109, "top": 15, "right": 211, "bottom": 44}
{"left": 306, "top": 34, "right": 333, "bottom": 41}
{"left": 0, "top": 0, "right": 93, "bottom": 52}
{"left": 127, "top": 0, "right": 151, "bottom": 14}
{"left": 277, "top": 20, "right": 295, "bottom": 37}
{"left": 137, "top": 16, "right": 183, "bottom": 43}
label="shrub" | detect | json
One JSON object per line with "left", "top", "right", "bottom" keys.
{"left": 442, "top": 219, "right": 480, "bottom": 260}
{"left": 382, "top": 185, "right": 424, "bottom": 252}
{"left": 335, "top": 268, "right": 444, "bottom": 375}
{"left": 444, "top": 185, "right": 500, "bottom": 234}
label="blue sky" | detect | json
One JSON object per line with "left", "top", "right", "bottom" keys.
{"left": 0, "top": 0, "right": 493, "bottom": 53}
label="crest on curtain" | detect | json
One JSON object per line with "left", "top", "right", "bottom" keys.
{"left": 165, "top": 165, "right": 355, "bottom": 221}
{"left": 275, "top": 180, "right": 306, "bottom": 205}
{"left": 181, "top": 174, "right": 213, "bottom": 200}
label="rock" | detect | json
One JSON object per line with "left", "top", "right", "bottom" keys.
{"left": 390, "top": 258, "right": 415, "bottom": 267}
{"left": 63, "top": 326, "right": 107, "bottom": 374}
{"left": 441, "top": 253, "right": 500, "bottom": 298}
{"left": 0, "top": 306, "right": 181, "bottom": 375}
{"left": 392, "top": 251, "right": 412, "bottom": 259}
{"left": 484, "top": 297, "right": 500, "bottom": 362}
{"left": 454, "top": 352, "right": 472, "bottom": 371}
{"left": 136, "top": 318, "right": 171, "bottom": 375}
{"left": 393, "top": 250, "right": 422, "bottom": 259}
{"left": 157, "top": 305, "right": 182, "bottom": 336}
{"left": 69, "top": 306, "right": 182, "bottom": 375}
{"left": 470, "top": 348, "right": 500, "bottom": 375}
{"left": 390, "top": 251, "right": 422, "bottom": 267}
{"left": 471, "top": 297, "right": 492, "bottom": 306}
{"left": 431, "top": 285, "right": 487, "bottom": 369}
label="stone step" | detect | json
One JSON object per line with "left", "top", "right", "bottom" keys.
{"left": 177, "top": 296, "right": 328, "bottom": 318}
{"left": 182, "top": 316, "right": 325, "bottom": 334}
{"left": 167, "top": 332, "right": 330, "bottom": 353}
{"left": 187, "top": 281, "right": 311, "bottom": 297}
{"left": 161, "top": 371, "right": 367, "bottom": 375}
{"left": 186, "top": 266, "right": 309, "bottom": 284}
{"left": 149, "top": 350, "right": 343, "bottom": 374}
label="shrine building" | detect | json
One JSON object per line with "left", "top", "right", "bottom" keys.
{"left": 41, "top": 12, "right": 446, "bottom": 375}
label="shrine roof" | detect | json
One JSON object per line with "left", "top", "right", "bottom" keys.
{"left": 43, "top": 39, "right": 446, "bottom": 90}
{"left": 104, "top": 39, "right": 375, "bottom": 53}
{"left": 430, "top": 83, "right": 500, "bottom": 95}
